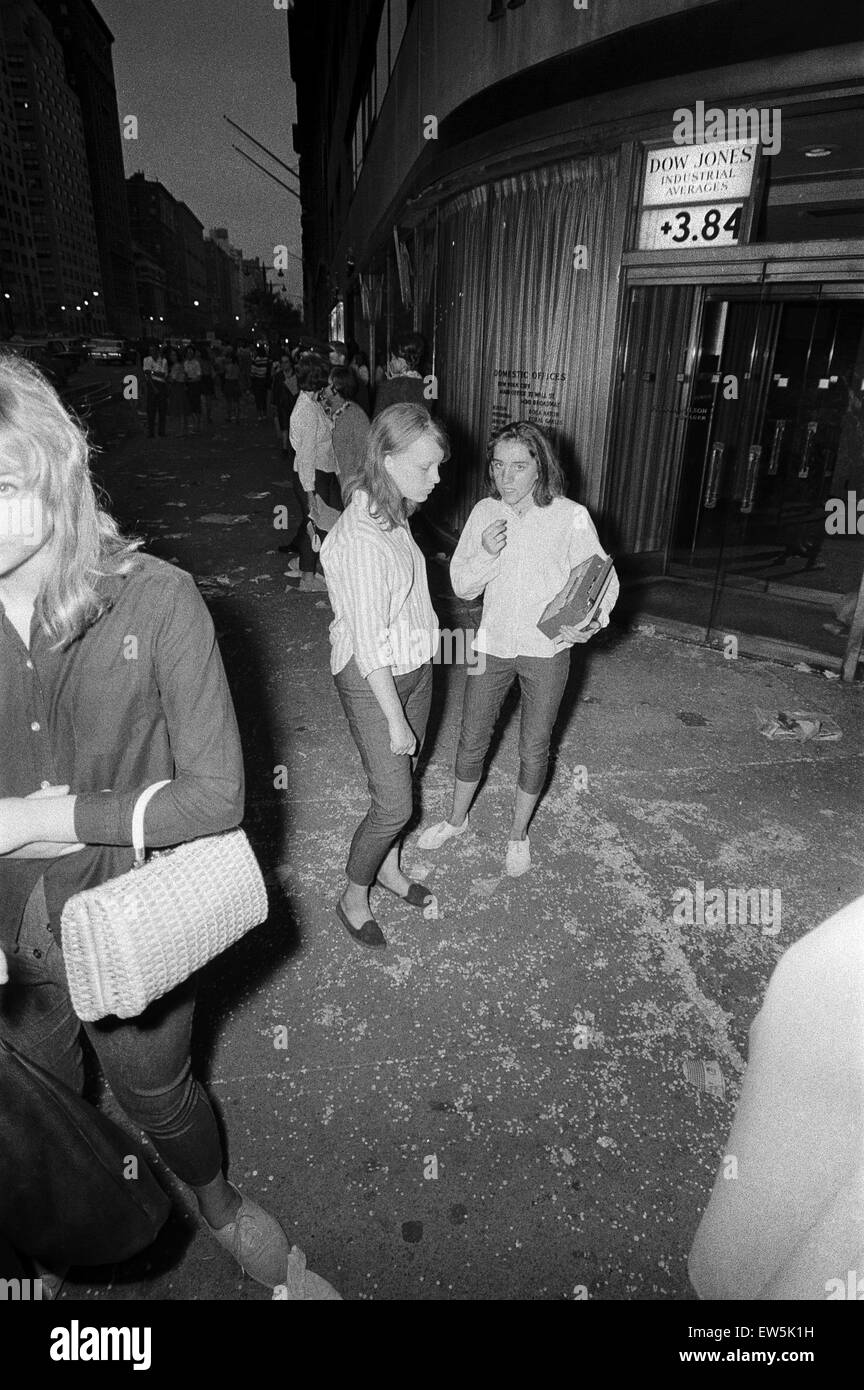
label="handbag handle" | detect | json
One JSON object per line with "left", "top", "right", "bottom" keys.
{"left": 132, "top": 780, "right": 172, "bottom": 868}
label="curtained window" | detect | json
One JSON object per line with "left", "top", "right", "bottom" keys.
{"left": 422, "top": 154, "right": 621, "bottom": 534}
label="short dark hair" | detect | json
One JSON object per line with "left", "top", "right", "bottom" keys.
{"left": 296, "top": 354, "right": 329, "bottom": 392}
{"left": 397, "top": 332, "right": 425, "bottom": 372}
{"left": 329, "top": 365, "right": 357, "bottom": 400}
{"left": 486, "top": 420, "right": 566, "bottom": 507}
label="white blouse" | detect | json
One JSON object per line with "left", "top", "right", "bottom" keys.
{"left": 450, "top": 496, "right": 619, "bottom": 659}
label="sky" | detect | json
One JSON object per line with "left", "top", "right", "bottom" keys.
{"left": 99, "top": 0, "right": 303, "bottom": 303}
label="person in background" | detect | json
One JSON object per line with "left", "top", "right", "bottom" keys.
{"left": 272, "top": 354, "right": 298, "bottom": 458}
{"left": 289, "top": 356, "right": 338, "bottom": 592}
{"left": 213, "top": 344, "right": 228, "bottom": 401}
{"left": 348, "top": 349, "right": 371, "bottom": 415}
{"left": 183, "top": 346, "right": 203, "bottom": 435}
{"left": 320, "top": 404, "right": 449, "bottom": 949}
{"left": 142, "top": 340, "right": 168, "bottom": 440}
{"left": 222, "top": 350, "right": 242, "bottom": 425}
{"left": 0, "top": 354, "right": 340, "bottom": 1298}
{"left": 417, "top": 420, "right": 619, "bottom": 877}
{"left": 324, "top": 366, "right": 370, "bottom": 497}
{"left": 198, "top": 346, "right": 215, "bottom": 427}
{"left": 372, "top": 333, "right": 427, "bottom": 417}
{"left": 237, "top": 341, "right": 252, "bottom": 397}
{"left": 167, "top": 349, "right": 187, "bottom": 436}
{"left": 328, "top": 341, "right": 348, "bottom": 368}
{"left": 250, "top": 344, "right": 271, "bottom": 423}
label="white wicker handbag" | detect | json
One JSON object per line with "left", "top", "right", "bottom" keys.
{"left": 61, "top": 780, "right": 269, "bottom": 1022}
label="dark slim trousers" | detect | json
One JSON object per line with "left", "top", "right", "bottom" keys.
{"left": 0, "top": 891, "right": 223, "bottom": 1189}
{"left": 146, "top": 385, "right": 167, "bottom": 437}
{"left": 335, "top": 658, "right": 433, "bottom": 884}
{"left": 455, "top": 649, "right": 571, "bottom": 795}
{"left": 299, "top": 469, "right": 343, "bottom": 574}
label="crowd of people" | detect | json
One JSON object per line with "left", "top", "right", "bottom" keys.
{"left": 140, "top": 333, "right": 400, "bottom": 440}
{"left": 1, "top": 334, "right": 859, "bottom": 1306}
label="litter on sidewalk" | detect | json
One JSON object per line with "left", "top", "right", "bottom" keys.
{"left": 195, "top": 574, "right": 237, "bottom": 597}
{"left": 757, "top": 709, "right": 842, "bottom": 741}
{"left": 682, "top": 1058, "right": 726, "bottom": 1099}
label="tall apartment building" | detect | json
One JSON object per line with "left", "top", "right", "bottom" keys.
{"left": 0, "top": 0, "right": 105, "bottom": 335}
{"left": 175, "top": 199, "right": 206, "bottom": 333}
{"left": 40, "top": 0, "right": 139, "bottom": 337}
{"left": 127, "top": 172, "right": 205, "bottom": 336}
{"left": 209, "top": 227, "right": 244, "bottom": 323}
{"left": 205, "top": 231, "right": 242, "bottom": 333}
{"left": 132, "top": 240, "right": 166, "bottom": 333}
{"left": 0, "top": 17, "right": 42, "bottom": 333}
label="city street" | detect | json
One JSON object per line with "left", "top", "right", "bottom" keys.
{"left": 60, "top": 409, "right": 864, "bottom": 1302}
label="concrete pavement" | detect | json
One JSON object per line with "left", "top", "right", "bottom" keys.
{"left": 61, "top": 411, "right": 864, "bottom": 1301}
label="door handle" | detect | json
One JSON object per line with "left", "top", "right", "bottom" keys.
{"left": 704, "top": 441, "right": 725, "bottom": 509}
{"left": 798, "top": 421, "right": 818, "bottom": 479}
{"left": 741, "top": 444, "right": 762, "bottom": 513}
{"left": 767, "top": 420, "right": 786, "bottom": 476}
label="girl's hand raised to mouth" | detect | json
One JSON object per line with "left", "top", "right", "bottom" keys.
{"left": 481, "top": 519, "right": 508, "bottom": 555}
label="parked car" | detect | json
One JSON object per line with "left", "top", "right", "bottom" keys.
{"left": 84, "top": 336, "right": 125, "bottom": 361}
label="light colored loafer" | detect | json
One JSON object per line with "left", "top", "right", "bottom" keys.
{"left": 417, "top": 817, "right": 469, "bottom": 850}
{"left": 203, "top": 1185, "right": 292, "bottom": 1289}
{"left": 505, "top": 837, "right": 531, "bottom": 876}
{"left": 272, "top": 1245, "right": 343, "bottom": 1300}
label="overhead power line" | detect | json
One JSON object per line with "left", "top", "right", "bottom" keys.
{"left": 232, "top": 144, "right": 301, "bottom": 202}
{"left": 224, "top": 115, "right": 300, "bottom": 183}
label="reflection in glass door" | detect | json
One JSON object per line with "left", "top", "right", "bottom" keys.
{"left": 667, "top": 293, "right": 864, "bottom": 657}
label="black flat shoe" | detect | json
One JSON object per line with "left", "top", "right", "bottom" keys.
{"left": 378, "top": 880, "right": 435, "bottom": 910}
{"left": 336, "top": 901, "right": 387, "bottom": 948}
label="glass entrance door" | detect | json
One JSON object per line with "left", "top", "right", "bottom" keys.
{"left": 667, "top": 292, "right": 864, "bottom": 656}
{"left": 672, "top": 297, "right": 864, "bottom": 575}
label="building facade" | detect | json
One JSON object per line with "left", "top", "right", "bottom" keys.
{"left": 289, "top": 0, "right": 864, "bottom": 676}
{"left": 127, "top": 173, "right": 207, "bottom": 337}
{"left": 209, "top": 227, "right": 244, "bottom": 325}
{"left": 0, "top": 15, "right": 43, "bottom": 333}
{"left": 0, "top": 0, "right": 106, "bottom": 336}
{"left": 39, "top": 0, "right": 139, "bottom": 337}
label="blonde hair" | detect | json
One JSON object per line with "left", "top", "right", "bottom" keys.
{"left": 344, "top": 402, "right": 449, "bottom": 529}
{"left": 0, "top": 352, "right": 142, "bottom": 648}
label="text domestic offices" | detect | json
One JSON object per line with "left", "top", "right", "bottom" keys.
{"left": 290, "top": 0, "right": 864, "bottom": 670}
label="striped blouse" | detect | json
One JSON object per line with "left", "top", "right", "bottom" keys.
{"left": 320, "top": 490, "right": 439, "bottom": 678}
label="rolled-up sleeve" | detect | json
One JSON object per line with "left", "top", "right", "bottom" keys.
{"left": 73, "top": 573, "right": 244, "bottom": 847}
{"left": 327, "top": 538, "right": 395, "bottom": 678}
{"left": 450, "top": 504, "right": 501, "bottom": 600}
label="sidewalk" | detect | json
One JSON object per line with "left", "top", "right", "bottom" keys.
{"left": 62, "top": 417, "right": 864, "bottom": 1301}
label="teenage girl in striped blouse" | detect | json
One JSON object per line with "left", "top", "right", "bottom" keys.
{"left": 321, "top": 404, "right": 450, "bottom": 949}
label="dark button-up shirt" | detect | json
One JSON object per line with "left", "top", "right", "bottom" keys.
{"left": 0, "top": 554, "right": 244, "bottom": 946}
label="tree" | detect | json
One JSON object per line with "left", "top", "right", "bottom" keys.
{"left": 243, "top": 285, "right": 305, "bottom": 340}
